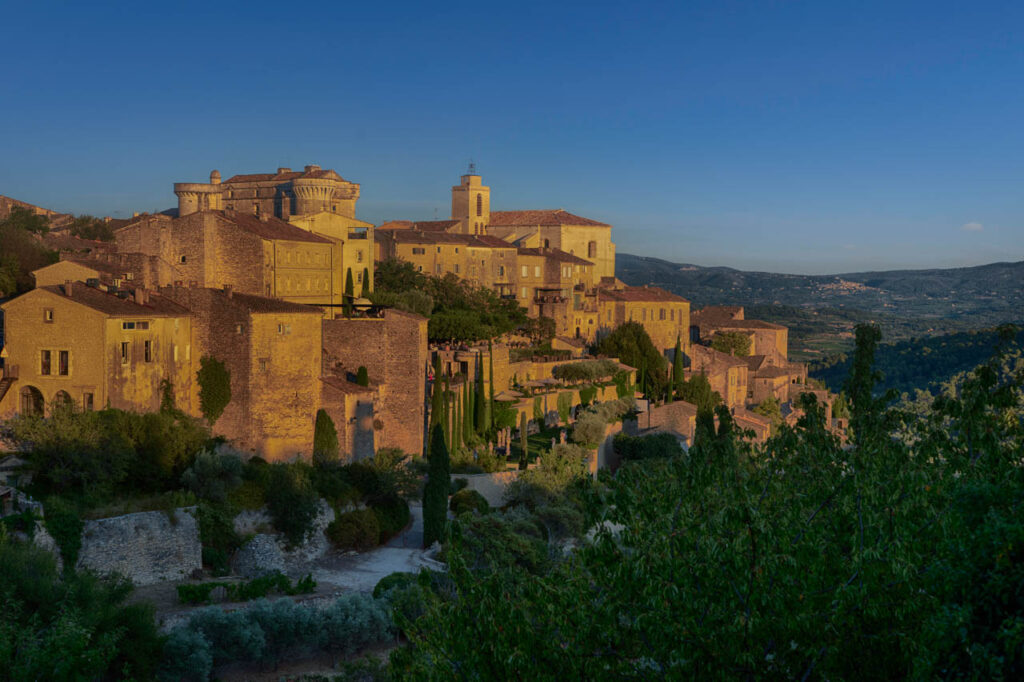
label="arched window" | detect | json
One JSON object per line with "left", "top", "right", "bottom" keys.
{"left": 53, "top": 390, "right": 73, "bottom": 408}
{"left": 476, "top": 194, "right": 482, "bottom": 217}
{"left": 20, "top": 386, "right": 43, "bottom": 416}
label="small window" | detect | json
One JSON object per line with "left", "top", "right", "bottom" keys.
{"left": 588, "top": 241, "right": 597, "bottom": 258}
{"left": 476, "top": 193, "right": 482, "bottom": 217}
{"left": 454, "top": 264, "right": 460, "bottom": 273}
{"left": 174, "top": 345, "right": 179, "bottom": 362}
{"left": 436, "top": 247, "right": 441, "bottom": 253}
{"left": 534, "top": 266, "right": 540, "bottom": 277}
{"left": 254, "top": 203, "right": 260, "bottom": 215}
{"left": 120, "top": 342, "right": 130, "bottom": 364}
{"left": 357, "top": 272, "right": 363, "bottom": 283}
{"left": 83, "top": 392, "right": 94, "bottom": 411}
{"left": 143, "top": 341, "right": 152, "bottom": 363}
{"left": 259, "top": 359, "right": 269, "bottom": 371}
{"left": 43, "top": 308, "right": 54, "bottom": 323}
{"left": 138, "top": 321, "right": 149, "bottom": 330}
{"left": 236, "top": 324, "right": 245, "bottom": 334}
{"left": 660, "top": 308, "right": 666, "bottom": 321}
{"left": 498, "top": 266, "right": 504, "bottom": 277}
{"left": 179, "top": 255, "right": 187, "bottom": 264}
{"left": 59, "top": 350, "right": 69, "bottom": 375}
{"left": 122, "top": 321, "right": 135, "bottom": 330}
{"left": 522, "top": 265, "right": 528, "bottom": 277}
{"left": 277, "top": 323, "right": 291, "bottom": 335}
{"left": 417, "top": 265, "right": 423, "bottom": 272}
{"left": 357, "top": 251, "right": 363, "bottom": 263}
{"left": 455, "top": 247, "right": 459, "bottom": 254}
{"left": 521, "top": 287, "right": 527, "bottom": 298}
{"left": 40, "top": 350, "right": 51, "bottom": 375}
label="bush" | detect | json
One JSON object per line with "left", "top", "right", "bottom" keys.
{"left": 534, "top": 503, "right": 585, "bottom": 539}
{"left": 571, "top": 413, "right": 606, "bottom": 447}
{"left": 326, "top": 509, "right": 380, "bottom": 551}
{"left": 373, "top": 571, "right": 419, "bottom": 599}
{"left": 181, "top": 446, "right": 243, "bottom": 503}
{"left": 197, "top": 355, "right": 231, "bottom": 425}
{"left": 312, "top": 461, "right": 361, "bottom": 510}
{"left": 313, "top": 409, "right": 339, "bottom": 464}
{"left": 194, "top": 502, "right": 243, "bottom": 576}
{"left": 43, "top": 496, "right": 83, "bottom": 568}
{"left": 370, "top": 494, "right": 411, "bottom": 543}
{"left": 226, "top": 478, "right": 265, "bottom": 510}
{"left": 557, "top": 392, "right": 573, "bottom": 424}
{"left": 613, "top": 432, "right": 683, "bottom": 461}
{"left": 177, "top": 572, "right": 317, "bottom": 605}
{"left": 265, "top": 463, "right": 320, "bottom": 547}
{"left": 450, "top": 488, "right": 489, "bottom": 516}
{"left": 578, "top": 385, "right": 598, "bottom": 407}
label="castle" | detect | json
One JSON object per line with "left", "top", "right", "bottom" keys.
{"left": 0, "top": 163, "right": 826, "bottom": 461}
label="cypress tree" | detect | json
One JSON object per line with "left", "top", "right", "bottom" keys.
{"left": 355, "top": 366, "right": 369, "bottom": 386}
{"left": 423, "top": 424, "right": 450, "bottom": 548}
{"left": 463, "top": 380, "right": 473, "bottom": 445}
{"left": 443, "top": 377, "right": 451, "bottom": 450}
{"left": 519, "top": 411, "right": 529, "bottom": 467}
{"left": 430, "top": 355, "right": 444, "bottom": 429}
{"left": 362, "top": 267, "right": 370, "bottom": 295}
{"left": 475, "top": 353, "right": 486, "bottom": 434}
{"left": 488, "top": 340, "right": 495, "bottom": 430}
{"left": 453, "top": 384, "right": 462, "bottom": 455}
{"left": 344, "top": 269, "right": 354, "bottom": 317}
{"left": 313, "top": 409, "right": 339, "bottom": 463}
{"left": 672, "top": 335, "right": 684, "bottom": 398}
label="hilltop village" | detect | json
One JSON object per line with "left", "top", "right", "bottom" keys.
{"left": 0, "top": 165, "right": 842, "bottom": 464}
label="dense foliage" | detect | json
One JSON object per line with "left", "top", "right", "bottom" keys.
{"left": 373, "top": 258, "right": 532, "bottom": 342}
{"left": 390, "top": 323, "right": 1024, "bottom": 680}
{"left": 0, "top": 206, "right": 58, "bottom": 296}
{"left": 593, "top": 321, "right": 667, "bottom": 398}
{"left": 422, "top": 425, "right": 450, "bottom": 548}
{"left": 710, "top": 330, "right": 752, "bottom": 357}
{"left": 196, "top": 356, "right": 231, "bottom": 425}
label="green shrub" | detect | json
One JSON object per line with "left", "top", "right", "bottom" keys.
{"left": 43, "top": 496, "right": 83, "bottom": 569}
{"left": 226, "top": 479, "right": 265, "bottom": 510}
{"left": 578, "top": 385, "right": 598, "bottom": 407}
{"left": 176, "top": 572, "right": 316, "bottom": 605}
{"left": 326, "top": 509, "right": 380, "bottom": 550}
{"left": 194, "top": 502, "right": 243, "bottom": 576}
{"left": 451, "top": 477, "right": 469, "bottom": 494}
{"left": 312, "top": 461, "right": 361, "bottom": 510}
{"left": 197, "top": 355, "right": 231, "bottom": 425}
{"left": 449, "top": 488, "right": 489, "bottom": 516}
{"left": 557, "top": 392, "right": 573, "bottom": 424}
{"left": 313, "top": 409, "right": 340, "bottom": 463}
{"left": 370, "top": 494, "right": 411, "bottom": 543}
{"left": 571, "top": 413, "right": 606, "bottom": 447}
{"left": 613, "top": 432, "right": 683, "bottom": 460}
{"left": 181, "top": 447, "right": 243, "bottom": 503}
{"left": 265, "top": 463, "right": 320, "bottom": 547}
{"left": 373, "top": 571, "right": 419, "bottom": 599}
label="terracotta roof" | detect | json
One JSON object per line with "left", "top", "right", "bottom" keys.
{"left": 516, "top": 247, "right": 592, "bottom": 266}
{"left": 321, "top": 374, "right": 377, "bottom": 395}
{"left": 223, "top": 168, "right": 345, "bottom": 184}
{"left": 598, "top": 285, "right": 689, "bottom": 303}
{"left": 488, "top": 209, "right": 610, "bottom": 228}
{"left": 732, "top": 408, "right": 772, "bottom": 428}
{"left": 692, "top": 306, "right": 744, "bottom": 325}
{"left": 34, "top": 284, "right": 190, "bottom": 317}
{"left": 690, "top": 344, "right": 749, "bottom": 370}
{"left": 385, "top": 230, "right": 514, "bottom": 249}
{"left": 42, "top": 232, "right": 112, "bottom": 253}
{"left": 216, "top": 210, "right": 332, "bottom": 244}
{"left": 754, "top": 366, "right": 791, "bottom": 379}
{"left": 377, "top": 220, "right": 413, "bottom": 231}
{"left": 715, "top": 319, "right": 786, "bottom": 331}
{"left": 745, "top": 354, "right": 769, "bottom": 372}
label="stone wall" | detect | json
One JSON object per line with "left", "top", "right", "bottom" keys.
{"left": 77, "top": 508, "right": 201, "bottom": 586}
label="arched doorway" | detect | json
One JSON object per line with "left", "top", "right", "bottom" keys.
{"left": 19, "top": 386, "right": 43, "bottom": 416}
{"left": 52, "top": 390, "right": 73, "bottom": 410}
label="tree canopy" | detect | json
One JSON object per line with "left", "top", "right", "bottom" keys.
{"left": 593, "top": 322, "right": 667, "bottom": 398}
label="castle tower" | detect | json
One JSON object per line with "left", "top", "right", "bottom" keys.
{"left": 451, "top": 164, "right": 490, "bottom": 235}
{"left": 174, "top": 170, "right": 224, "bottom": 217}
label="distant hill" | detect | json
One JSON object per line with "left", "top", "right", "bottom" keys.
{"left": 616, "top": 253, "right": 1024, "bottom": 362}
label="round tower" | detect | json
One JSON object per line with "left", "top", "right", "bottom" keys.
{"left": 174, "top": 169, "right": 223, "bottom": 216}
{"left": 292, "top": 177, "right": 337, "bottom": 216}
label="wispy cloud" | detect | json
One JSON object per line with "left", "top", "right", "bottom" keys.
{"left": 961, "top": 221, "right": 984, "bottom": 232}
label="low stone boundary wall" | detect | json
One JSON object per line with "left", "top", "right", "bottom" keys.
{"left": 78, "top": 507, "right": 201, "bottom": 586}
{"left": 455, "top": 470, "right": 521, "bottom": 507}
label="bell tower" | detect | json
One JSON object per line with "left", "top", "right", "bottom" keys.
{"left": 451, "top": 163, "right": 490, "bottom": 235}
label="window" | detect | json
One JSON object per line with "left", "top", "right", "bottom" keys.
{"left": 436, "top": 246, "right": 441, "bottom": 253}
{"left": 642, "top": 309, "right": 647, "bottom": 321}
{"left": 534, "top": 266, "right": 540, "bottom": 277}
{"left": 357, "top": 271, "right": 363, "bottom": 283}
{"left": 43, "top": 308, "right": 54, "bottom": 323}
{"left": 660, "top": 308, "right": 666, "bottom": 321}
{"left": 174, "top": 345, "right": 179, "bottom": 362}
{"left": 412, "top": 247, "right": 425, "bottom": 255}
{"left": 544, "top": 239, "right": 550, "bottom": 248}
{"left": 476, "top": 193, "right": 482, "bottom": 217}
{"left": 417, "top": 265, "right": 423, "bottom": 272}
{"left": 59, "top": 350, "right": 69, "bottom": 375}
{"left": 278, "top": 323, "right": 291, "bottom": 335}
{"left": 83, "top": 392, "right": 94, "bottom": 411}
{"left": 588, "top": 241, "right": 597, "bottom": 258}
{"left": 671, "top": 310, "right": 675, "bottom": 321}
{"left": 120, "top": 342, "right": 130, "bottom": 364}
{"left": 40, "top": 350, "right": 51, "bottom": 375}
{"left": 259, "top": 359, "right": 268, "bottom": 371}
{"left": 179, "top": 255, "right": 187, "bottom": 264}
{"left": 521, "top": 287, "right": 527, "bottom": 298}
{"left": 454, "top": 264, "right": 460, "bottom": 273}
{"left": 122, "top": 321, "right": 149, "bottom": 330}
{"left": 498, "top": 265, "right": 505, "bottom": 277}
{"left": 435, "top": 264, "right": 441, "bottom": 274}
{"left": 357, "top": 251, "right": 363, "bottom": 263}
{"left": 236, "top": 324, "right": 245, "bottom": 334}
{"left": 521, "top": 265, "right": 528, "bottom": 277}
{"left": 455, "top": 247, "right": 459, "bottom": 254}
{"left": 143, "top": 341, "right": 152, "bottom": 363}
{"left": 254, "top": 203, "right": 260, "bottom": 215}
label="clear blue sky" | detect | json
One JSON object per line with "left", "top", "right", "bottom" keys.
{"left": 2, "top": 0, "right": 1023, "bottom": 274}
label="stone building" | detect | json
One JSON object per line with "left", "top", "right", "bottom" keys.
{"left": 687, "top": 344, "right": 750, "bottom": 409}
{"left": 321, "top": 309, "right": 429, "bottom": 458}
{"left": 159, "top": 286, "right": 323, "bottom": 460}
{"left": 0, "top": 282, "right": 193, "bottom": 416}
{"left": 596, "top": 283, "right": 691, "bottom": 355}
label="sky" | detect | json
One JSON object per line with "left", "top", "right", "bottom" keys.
{"left": 1, "top": 0, "right": 1023, "bottom": 274}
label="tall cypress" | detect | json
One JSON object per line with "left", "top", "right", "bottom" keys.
{"left": 519, "top": 411, "right": 529, "bottom": 468}
{"left": 430, "top": 355, "right": 444, "bottom": 429}
{"left": 672, "top": 335, "right": 684, "bottom": 399}
{"left": 344, "top": 268, "right": 354, "bottom": 317}
{"left": 475, "top": 353, "right": 487, "bottom": 434}
{"left": 443, "top": 377, "right": 451, "bottom": 450}
{"left": 453, "top": 384, "right": 462, "bottom": 455}
{"left": 487, "top": 340, "right": 495, "bottom": 430}
{"left": 423, "top": 424, "right": 450, "bottom": 548}
{"left": 463, "top": 380, "right": 473, "bottom": 445}
{"left": 361, "top": 267, "right": 370, "bottom": 295}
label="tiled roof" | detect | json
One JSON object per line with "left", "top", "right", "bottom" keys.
{"left": 386, "top": 230, "right": 514, "bottom": 249}
{"left": 36, "top": 284, "right": 191, "bottom": 317}
{"left": 690, "top": 344, "right": 749, "bottom": 370}
{"left": 157, "top": 285, "right": 323, "bottom": 314}
{"left": 754, "top": 366, "right": 791, "bottom": 379}
{"left": 488, "top": 209, "right": 610, "bottom": 228}
{"left": 378, "top": 220, "right": 461, "bottom": 232}
{"left": 516, "top": 247, "right": 592, "bottom": 265}
{"left": 692, "top": 305, "right": 744, "bottom": 325}
{"left": 223, "top": 168, "right": 344, "bottom": 184}
{"left": 598, "top": 285, "right": 689, "bottom": 303}
{"left": 216, "top": 211, "right": 332, "bottom": 244}
{"left": 715, "top": 319, "right": 786, "bottom": 331}
{"left": 745, "top": 354, "right": 769, "bottom": 372}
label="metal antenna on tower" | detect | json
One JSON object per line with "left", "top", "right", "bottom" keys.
{"left": 468, "top": 160, "right": 476, "bottom": 175}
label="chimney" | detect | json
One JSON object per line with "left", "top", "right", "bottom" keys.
{"left": 135, "top": 289, "right": 148, "bottom": 305}
{"left": 304, "top": 164, "right": 321, "bottom": 173}
{"left": 63, "top": 280, "right": 73, "bottom": 297}
{"left": 223, "top": 284, "right": 233, "bottom": 299}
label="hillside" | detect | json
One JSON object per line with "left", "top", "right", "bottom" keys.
{"left": 616, "top": 253, "right": 1024, "bottom": 361}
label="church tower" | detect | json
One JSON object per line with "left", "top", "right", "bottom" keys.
{"left": 451, "top": 164, "right": 490, "bottom": 235}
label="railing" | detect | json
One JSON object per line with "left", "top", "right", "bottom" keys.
{"left": 0, "top": 364, "right": 17, "bottom": 380}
